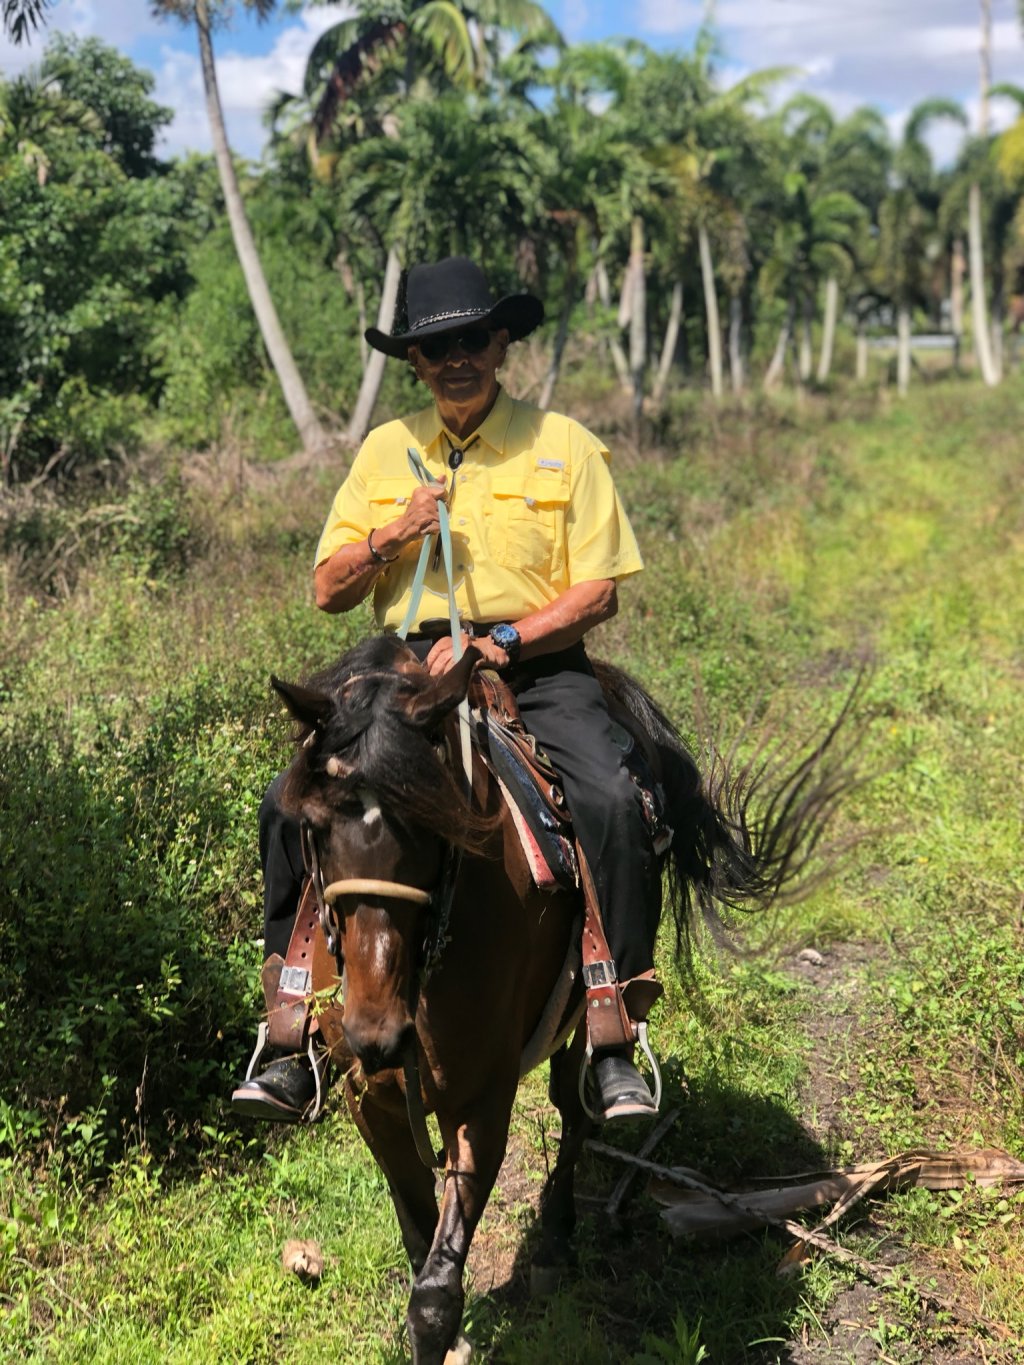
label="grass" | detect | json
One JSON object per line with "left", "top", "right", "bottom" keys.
{"left": 2, "top": 377, "right": 1024, "bottom": 1360}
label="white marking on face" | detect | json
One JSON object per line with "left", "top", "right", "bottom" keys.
{"left": 357, "top": 786, "right": 382, "bottom": 829}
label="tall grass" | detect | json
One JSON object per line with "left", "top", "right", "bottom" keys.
{"left": 2, "top": 378, "right": 1022, "bottom": 1359}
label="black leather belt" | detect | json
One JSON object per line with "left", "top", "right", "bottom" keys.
{"left": 405, "top": 618, "right": 498, "bottom": 642}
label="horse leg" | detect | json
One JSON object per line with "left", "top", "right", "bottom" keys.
{"left": 343, "top": 1075, "right": 438, "bottom": 1275}
{"left": 407, "top": 1085, "right": 516, "bottom": 1365}
{"left": 531, "top": 1026, "right": 593, "bottom": 1292}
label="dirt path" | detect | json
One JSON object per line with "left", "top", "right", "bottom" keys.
{"left": 459, "top": 941, "right": 1007, "bottom": 1362}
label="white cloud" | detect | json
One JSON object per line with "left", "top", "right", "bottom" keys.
{"left": 636, "top": 0, "right": 702, "bottom": 38}
{"left": 0, "top": 0, "right": 162, "bottom": 71}
{"left": 1, "top": 3, "right": 351, "bottom": 160}
{"left": 560, "top": 0, "right": 591, "bottom": 43}
{"left": 153, "top": 9, "right": 351, "bottom": 160}
{"left": 702, "top": 0, "right": 1023, "bottom": 145}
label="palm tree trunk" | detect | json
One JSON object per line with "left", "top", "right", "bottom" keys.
{"left": 195, "top": 0, "right": 326, "bottom": 454}
{"left": 991, "top": 286, "right": 1004, "bottom": 381}
{"left": 951, "top": 236, "right": 965, "bottom": 369}
{"left": 728, "top": 293, "right": 744, "bottom": 393}
{"left": 596, "top": 258, "right": 632, "bottom": 392}
{"left": 345, "top": 244, "right": 402, "bottom": 446}
{"left": 539, "top": 261, "right": 577, "bottom": 410}
{"left": 799, "top": 296, "right": 814, "bottom": 381}
{"left": 652, "top": 280, "right": 684, "bottom": 406}
{"left": 816, "top": 276, "right": 840, "bottom": 382}
{"left": 628, "top": 216, "right": 646, "bottom": 432}
{"left": 896, "top": 304, "right": 911, "bottom": 395}
{"left": 356, "top": 279, "right": 369, "bottom": 373}
{"left": 855, "top": 321, "right": 869, "bottom": 381}
{"left": 698, "top": 220, "right": 723, "bottom": 399}
{"left": 764, "top": 298, "right": 795, "bottom": 390}
{"left": 968, "top": 181, "right": 999, "bottom": 386}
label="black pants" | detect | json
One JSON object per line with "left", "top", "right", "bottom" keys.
{"left": 259, "top": 643, "right": 660, "bottom": 981}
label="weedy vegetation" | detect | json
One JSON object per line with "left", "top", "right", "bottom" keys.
{"left": 1, "top": 374, "right": 1023, "bottom": 1361}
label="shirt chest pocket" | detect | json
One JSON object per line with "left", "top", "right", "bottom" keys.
{"left": 491, "top": 469, "right": 570, "bottom": 574}
{"left": 366, "top": 476, "right": 413, "bottom": 530}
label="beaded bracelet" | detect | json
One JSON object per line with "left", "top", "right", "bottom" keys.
{"left": 367, "top": 529, "right": 398, "bottom": 564}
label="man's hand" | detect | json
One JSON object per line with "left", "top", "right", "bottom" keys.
{"left": 397, "top": 480, "right": 447, "bottom": 544}
{"left": 425, "top": 633, "right": 509, "bottom": 676}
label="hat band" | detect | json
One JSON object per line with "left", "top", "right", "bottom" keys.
{"left": 410, "top": 306, "right": 491, "bottom": 329}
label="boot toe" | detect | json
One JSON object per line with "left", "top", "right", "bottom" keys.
{"left": 230, "top": 1054, "right": 317, "bottom": 1123}
{"left": 591, "top": 1053, "right": 659, "bottom": 1124}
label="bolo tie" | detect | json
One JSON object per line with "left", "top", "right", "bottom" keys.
{"left": 431, "top": 433, "right": 480, "bottom": 572}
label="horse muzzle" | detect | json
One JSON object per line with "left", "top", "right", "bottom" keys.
{"left": 343, "top": 1016, "right": 416, "bottom": 1076}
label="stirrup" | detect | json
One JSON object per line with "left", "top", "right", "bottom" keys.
{"left": 241, "top": 1022, "right": 330, "bottom": 1123}
{"left": 578, "top": 1022, "right": 663, "bottom": 1122}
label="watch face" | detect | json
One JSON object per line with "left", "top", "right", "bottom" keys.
{"left": 490, "top": 624, "right": 519, "bottom": 652}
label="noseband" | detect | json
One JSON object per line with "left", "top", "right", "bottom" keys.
{"left": 300, "top": 819, "right": 460, "bottom": 983}
{"left": 325, "top": 878, "right": 431, "bottom": 907}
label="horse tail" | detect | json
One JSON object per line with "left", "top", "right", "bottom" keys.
{"left": 592, "top": 660, "right": 867, "bottom": 959}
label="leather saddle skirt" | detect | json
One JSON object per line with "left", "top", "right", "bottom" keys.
{"left": 468, "top": 669, "right": 672, "bottom": 892}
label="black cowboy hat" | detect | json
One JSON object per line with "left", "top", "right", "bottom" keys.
{"left": 365, "top": 256, "right": 544, "bottom": 359}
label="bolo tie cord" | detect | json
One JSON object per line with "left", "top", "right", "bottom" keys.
{"left": 432, "top": 434, "right": 480, "bottom": 572}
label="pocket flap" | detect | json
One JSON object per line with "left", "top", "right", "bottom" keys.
{"left": 367, "top": 476, "right": 413, "bottom": 505}
{"left": 492, "top": 469, "right": 570, "bottom": 506}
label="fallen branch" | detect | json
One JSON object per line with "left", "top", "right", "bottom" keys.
{"left": 606, "top": 1106, "right": 681, "bottom": 1232}
{"left": 585, "top": 1140, "right": 1014, "bottom": 1339}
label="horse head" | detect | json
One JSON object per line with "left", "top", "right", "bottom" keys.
{"left": 272, "top": 636, "right": 485, "bottom": 1075}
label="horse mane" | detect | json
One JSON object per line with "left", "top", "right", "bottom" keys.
{"left": 280, "top": 635, "right": 495, "bottom": 852}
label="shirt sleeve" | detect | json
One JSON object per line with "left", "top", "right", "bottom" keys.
{"left": 565, "top": 443, "right": 644, "bottom": 586}
{"left": 313, "top": 443, "right": 374, "bottom": 569}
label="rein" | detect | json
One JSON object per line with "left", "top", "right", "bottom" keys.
{"left": 302, "top": 450, "right": 477, "bottom": 1168}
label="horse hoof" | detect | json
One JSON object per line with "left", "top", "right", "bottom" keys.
{"left": 443, "top": 1334, "right": 473, "bottom": 1364}
{"left": 529, "top": 1263, "right": 565, "bottom": 1299}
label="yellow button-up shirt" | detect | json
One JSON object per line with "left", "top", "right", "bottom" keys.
{"left": 315, "top": 387, "right": 644, "bottom": 632}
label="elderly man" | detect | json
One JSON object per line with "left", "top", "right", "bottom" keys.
{"left": 232, "top": 256, "right": 661, "bottom": 1124}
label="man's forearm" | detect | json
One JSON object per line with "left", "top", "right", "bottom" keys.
{"left": 515, "top": 579, "right": 618, "bottom": 659}
{"left": 314, "top": 521, "right": 409, "bottom": 613}
{"left": 313, "top": 541, "right": 383, "bottom": 614}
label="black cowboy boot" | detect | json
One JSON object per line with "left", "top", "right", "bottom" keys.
{"left": 230, "top": 1048, "right": 319, "bottom": 1123}
{"left": 590, "top": 1046, "right": 659, "bottom": 1123}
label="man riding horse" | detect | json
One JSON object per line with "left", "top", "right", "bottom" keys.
{"left": 231, "top": 255, "right": 662, "bottom": 1125}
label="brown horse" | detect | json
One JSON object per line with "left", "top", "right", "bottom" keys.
{"left": 272, "top": 633, "right": 857, "bottom": 1364}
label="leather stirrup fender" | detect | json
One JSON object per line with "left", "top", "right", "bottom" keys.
{"left": 265, "top": 879, "right": 344, "bottom": 1055}
{"left": 578, "top": 843, "right": 650, "bottom": 1051}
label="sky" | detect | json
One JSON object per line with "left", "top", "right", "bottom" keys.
{"left": 1, "top": 0, "right": 1022, "bottom": 166}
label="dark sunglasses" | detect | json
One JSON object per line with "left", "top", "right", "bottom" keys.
{"left": 417, "top": 327, "right": 493, "bottom": 362}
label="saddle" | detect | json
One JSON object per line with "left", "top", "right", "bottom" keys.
{"left": 468, "top": 668, "right": 672, "bottom": 893}
{"left": 468, "top": 668, "right": 666, "bottom": 1053}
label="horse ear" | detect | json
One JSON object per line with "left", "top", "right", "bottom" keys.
{"left": 271, "top": 676, "right": 333, "bottom": 730}
{"left": 400, "top": 646, "right": 480, "bottom": 730}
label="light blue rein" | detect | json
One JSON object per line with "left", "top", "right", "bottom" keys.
{"left": 396, "top": 447, "right": 473, "bottom": 784}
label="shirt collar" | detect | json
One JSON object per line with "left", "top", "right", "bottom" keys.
{"left": 426, "top": 385, "right": 515, "bottom": 458}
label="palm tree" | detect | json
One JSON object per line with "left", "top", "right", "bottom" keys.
{"left": 1, "top": 0, "right": 49, "bottom": 43}
{"left": 153, "top": 0, "right": 326, "bottom": 454}
{"left": 0, "top": 68, "right": 102, "bottom": 184}
{"left": 534, "top": 45, "right": 642, "bottom": 407}
{"left": 305, "top": 0, "right": 561, "bottom": 140}
{"left": 641, "top": 41, "right": 791, "bottom": 400}
{"left": 817, "top": 106, "right": 891, "bottom": 381}
{"left": 759, "top": 174, "right": 864, "bottom": 391}
{"left": 875, "top": 98, "right": 966, "bottom": 394}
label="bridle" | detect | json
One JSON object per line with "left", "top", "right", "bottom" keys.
{"left": 301, "top": 817, "right": 458, "bottom": 976}
{"left": 301, "top": 812, "right": 460, "bottom": 1171}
